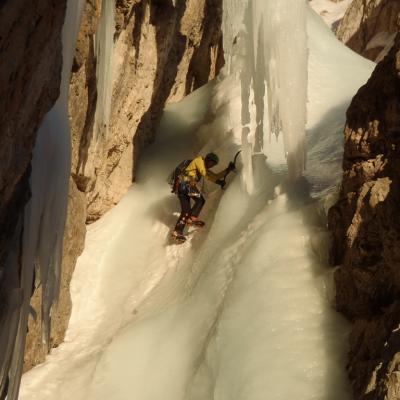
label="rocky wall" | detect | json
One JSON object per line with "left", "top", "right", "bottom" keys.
{"left": 329, "top": 34, "right": 400, "bottom": 400}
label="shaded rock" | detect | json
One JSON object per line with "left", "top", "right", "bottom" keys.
{"left": 329, "top": 34, "right": 400, "bottom": 399}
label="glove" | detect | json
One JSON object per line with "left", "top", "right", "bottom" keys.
{"left": 216, "top": 179, "right": 226, "bottom": 189}
{"left": 226, "top": 161, "right": 235, "bottom": 172}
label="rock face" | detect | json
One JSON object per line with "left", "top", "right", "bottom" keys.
{"left": 337, "top": 0, "right": 400, "bottom": 61}
{"left": 23, "top": 0, "right": 223, "bottom": 373}
{"left": 0, "top": 0, "right": 67, "bottom": 395}
{"left": 329, "top": 34, "right": 400, "bottom": 399}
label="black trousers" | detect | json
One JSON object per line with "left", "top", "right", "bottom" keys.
{"left": 174, "top": 192, "right": 205, "bottom": 234}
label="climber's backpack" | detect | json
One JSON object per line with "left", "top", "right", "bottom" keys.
{"left": 167, "top": 159, "right": 192, "bottom": 193}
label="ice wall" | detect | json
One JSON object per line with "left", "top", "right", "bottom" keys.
{"left": 222, "top": 0, "right": 249, "bottom": 74}
{"left": 222, "top": 0, "right": 308, "bottom": 183}
{"left": 1, "top": 1, "right": 84, "bottom": 399}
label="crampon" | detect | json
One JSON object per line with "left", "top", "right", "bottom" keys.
{"left": 171, "top": 231, "right": 186, "bottom": 244}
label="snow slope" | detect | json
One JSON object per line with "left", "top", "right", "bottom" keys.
{"left": 20, "top": 6, "right": 374, "bottom": 400}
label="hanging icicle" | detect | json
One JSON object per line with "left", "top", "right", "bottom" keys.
{"left": 222, "top": 0, "right": 308, "bottom": 183}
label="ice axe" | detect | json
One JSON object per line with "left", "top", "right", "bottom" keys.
{"left": 216, "top": 150, "right": 242, "bottom": 189}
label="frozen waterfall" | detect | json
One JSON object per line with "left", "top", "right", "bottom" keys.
{"left": 223, "top": 0, "right": 308, "bottom": 187}
{"left": 20, "top": 2, "right": 375, "bottom": 400}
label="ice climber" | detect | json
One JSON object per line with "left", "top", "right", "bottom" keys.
{"left": 170, "top": 152, "right": 235, "bottom": 243}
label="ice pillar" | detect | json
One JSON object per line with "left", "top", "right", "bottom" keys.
{"left": 261, "top": 0, "right": 308, "bottom": 179}
{"left": 222, "top": 0, "right": 308, "bottom": 182}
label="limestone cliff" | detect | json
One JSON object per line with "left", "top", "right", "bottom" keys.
{"left": 23, "top": 0, "right": 223, "bottom": 373}
{"left": 329, "top": 34, "right": 400, "bottom": 399}
{"left": 337, "top": 0, "right": 400, "bottom": 61}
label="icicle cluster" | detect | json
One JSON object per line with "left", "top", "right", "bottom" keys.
{"left": 222, "top": 0, "right": 308, "bottom": 183}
